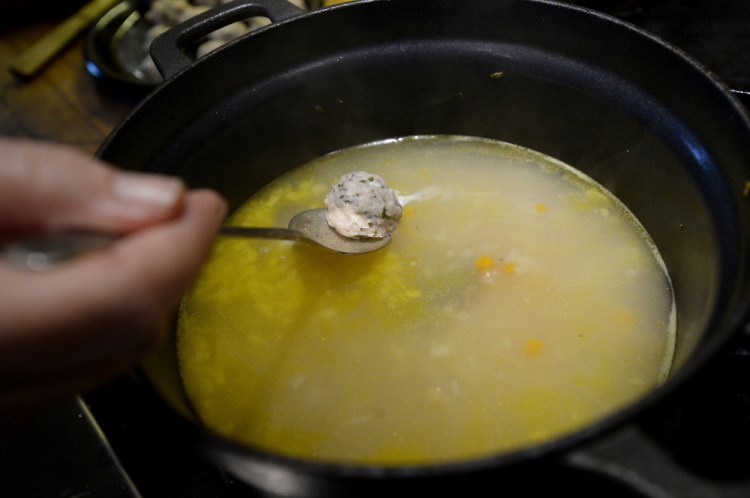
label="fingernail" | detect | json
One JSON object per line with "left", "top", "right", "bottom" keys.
{"left": 112, "top": 173, "right": 184, "bottom": 207}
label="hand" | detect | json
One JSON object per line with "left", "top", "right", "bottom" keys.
{"left": 0, "top": 139, "right": 227, "bottom": 437}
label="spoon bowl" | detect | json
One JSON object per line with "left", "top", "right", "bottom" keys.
{"left": 288, "top": 208, "right": 391, "bottom": 254}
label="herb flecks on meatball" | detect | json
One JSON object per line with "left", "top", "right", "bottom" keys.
{"left": 324, "top": 171, "right": 403, "bottom": 239}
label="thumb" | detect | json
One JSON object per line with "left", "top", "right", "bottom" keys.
{"left": 0, "top": 139, "right": 185, "bottom": 235}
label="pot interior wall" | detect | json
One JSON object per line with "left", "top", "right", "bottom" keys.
{"left": 101, "top": 0, "right": 747, "bottom": 463}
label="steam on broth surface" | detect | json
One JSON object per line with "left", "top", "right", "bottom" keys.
{"left": 177, "top": 135, "right": 676, "bottom": 465}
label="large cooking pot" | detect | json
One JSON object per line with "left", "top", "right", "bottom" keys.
{"left": 96, "top": 0, "right": 750, "bottom": 496}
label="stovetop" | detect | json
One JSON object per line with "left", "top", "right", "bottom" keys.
{"left": 1, "top": 1, "right": 749, "bottom": 497}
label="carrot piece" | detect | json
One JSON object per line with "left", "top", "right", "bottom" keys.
{"left": 475, "top": 256, "right": 493, "bottom": 270}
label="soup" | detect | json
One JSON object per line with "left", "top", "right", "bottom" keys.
{"left": 177, "top": 135, "right": 676, "bottom": 465}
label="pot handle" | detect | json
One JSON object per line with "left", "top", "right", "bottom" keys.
{"left": 560, "top": 323, "right": 750, "bottom": 497}
{"left": 150, "top": 0, "right": 305, "bottom": 81}
{"left": 563, "top": 426, "right": 747, "bottom": 497}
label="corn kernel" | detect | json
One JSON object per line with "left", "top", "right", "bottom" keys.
{"left": 502, "top": 262, "right": 517, "bottom": 275}
{"left": 525, "top": 338, "right": 544, "bottom": 357}
{"left": 535, "top": 203, "right": 547, "bottom": 213}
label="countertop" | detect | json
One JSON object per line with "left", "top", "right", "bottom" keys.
{"left": 0, "top": 10, "right": 133, "bottom": 155}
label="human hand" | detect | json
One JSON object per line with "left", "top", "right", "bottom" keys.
{"left": 0, "top": 139, "right": 227, "bottom": 437}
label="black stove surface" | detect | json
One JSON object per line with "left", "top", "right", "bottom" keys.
{"left": 2, "top": 1, "right": 750, "bottom": 497}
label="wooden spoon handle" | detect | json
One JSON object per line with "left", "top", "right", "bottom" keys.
{"left": 9, "top": 0, "right": 120, "bottom": 78}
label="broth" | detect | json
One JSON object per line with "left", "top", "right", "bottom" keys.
{"left": 177, "top": 135, "right": 676, "bottom": 465}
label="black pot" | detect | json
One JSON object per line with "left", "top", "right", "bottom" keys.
{"left": 97, "top": 0, "right": 750, "bottom": 496}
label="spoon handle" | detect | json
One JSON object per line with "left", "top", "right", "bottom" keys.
{"left": 0, "top": 226, "right": 307, "bottom": 271}
{"left": 219, "top": 226, "right": 304, "bottom": 241}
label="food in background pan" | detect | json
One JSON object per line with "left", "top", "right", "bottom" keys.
{"left": 136, "top": 0, "right": 308, "bottom": 80}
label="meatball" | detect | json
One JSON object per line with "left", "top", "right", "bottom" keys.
{"left": 324, "top": 171, "right": 403, "bottom": 238}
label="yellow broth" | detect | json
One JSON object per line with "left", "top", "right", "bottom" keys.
{"left": 177, "top": 136, "right": 676, "bottom": 465}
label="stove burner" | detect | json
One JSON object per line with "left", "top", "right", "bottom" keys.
{"left": 642, "top": 353, "right": 750, "bottom": 483}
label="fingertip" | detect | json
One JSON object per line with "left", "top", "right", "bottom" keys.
{"left": 111, "top": 171, "right": 186, "bottom": 210}
{"left": 92, "top": 171, "right": 189, "bottom": 232}
{"left": 190, "top": 188, "right": 229, "bottom": 226}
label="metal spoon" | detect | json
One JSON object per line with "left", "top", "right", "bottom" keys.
{"left": 224, "top": 208, "right": 391, "bottom": 254}
{"left": 1, "top": 208, "right": 391, "bottom": 271}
